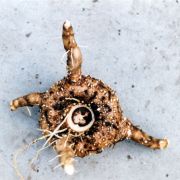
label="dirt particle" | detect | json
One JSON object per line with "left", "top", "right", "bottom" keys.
{"left": 104, "top": 104, "right": 112, "bottom": 112}
{"left": 92, "top": 0, "right": 98, "bottom": 2}
{"left": 166, "top": 174, "right": 169, "bottom": 177}
{"left": 31, "top": 163, "right": 39, "bottom": 172}
{"left": 154, "top": 47, "right": 158, "bottom": 50}
{"left": 21, "top": 67, "right": 24, "bottom": 70}
{"left": 114, "top": 82, "right": 117, "bottom": 85}
{"left": 131, "top": 84, "right": 135, "bottom": 88}
{"left": 39, "top": 81, "right": 42, "bottom": 85}
{"left": 25, "top": 32, "right": 32, "bottom": 38}
{"left": 84, "top": 90, "right": 88, "bottom": 95}
{"left": 82, "top": 8, "right": 85, "bottom": 11}
{"left": 35, "top": 74, "right": 39, "bottom": 79}
{"left": 127, "top": 154, "right": 132, "bottom": 160}
{"left": 118, "top": 29, "right": 121, "bottom": 36}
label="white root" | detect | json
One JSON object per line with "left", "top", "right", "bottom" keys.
{"left": 48, "top": 153, "right": 65, "bottom": 163}
{"left": 25, "top": 107, "right": 32, "bottom": 116}
{"left": 60, "top": 50, "right": 70, "bottom": 65}
{"left": 13, "top": 145, "right": 28, "bottom": 180}
{"left": 13, "top": 135, "right": 48, "bottom": 180}
{"left": 65, "top": 97, "right": 80, "bottom": 102}
{"left": 30, "top": 127, "right": 68, "bottom": 165}
{"left": 41, "top": 114, "right": 68, "bottom": 148}
{"left": 30, "top": 140, "right": 57, "bottom": 166}
{"left": 13, "top": 109, "right": 76, "bottom": 178}
{"left": 13, "top": 125, "right": 67, "bottom": 179}
{"left": 37, "top": 128, "right": 67, "bottom": 139}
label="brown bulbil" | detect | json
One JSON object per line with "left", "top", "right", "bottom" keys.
{"left": 10, "top": 21, "right": 168, "bottom": 175}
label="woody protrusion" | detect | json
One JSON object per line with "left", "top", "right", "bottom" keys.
{"left": 10, "top": 92, "right": 43, "bottom": 111}
{"left": 127, "top": 122, "right": 168, "bottom": 150}
{"left": 62, "top": 20, "right": 82, "bottom": 82}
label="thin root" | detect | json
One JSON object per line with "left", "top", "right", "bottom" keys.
{"left": 60, "top": 50, "right": 70, "bottom": 65}
{"left": 42, "top": 116, "right": 68, "bottom": 148}
{"left": 30, "top": 140, "right": 57, "bottom": 166}
{"left": 25, "top": 107, "right": 32, "bottom": 116}
{"left": 65, "top": 97, "right": 80, "bottom": 102}
{"left": 48, "top": 153, "right": 65, "bottom": 163}
{"left": 13, "top": 128, "right": 64, "bottom": 180}
{"left": 12, "top": 135, "right": 47, "bottom": 180}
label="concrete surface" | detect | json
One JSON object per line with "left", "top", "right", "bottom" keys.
{"left": 0, "top": 0, "right": 180, "bottom": 179}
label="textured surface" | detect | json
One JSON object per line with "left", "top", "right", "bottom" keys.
{"left": 0, "top": 0, "right": 180, "bottom": 179}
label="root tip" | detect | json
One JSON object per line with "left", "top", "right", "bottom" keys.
{"left": 159, "top": 138, "right": 169, "bottom": 149}
{"left": 64, "top": 164, "right": 75, "bottom": 175}
{"left": 64, "top": 20, "right": 71, "bottom": 30}
{"left": 10, "top": 100, "right": 16, "bottom": 111}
